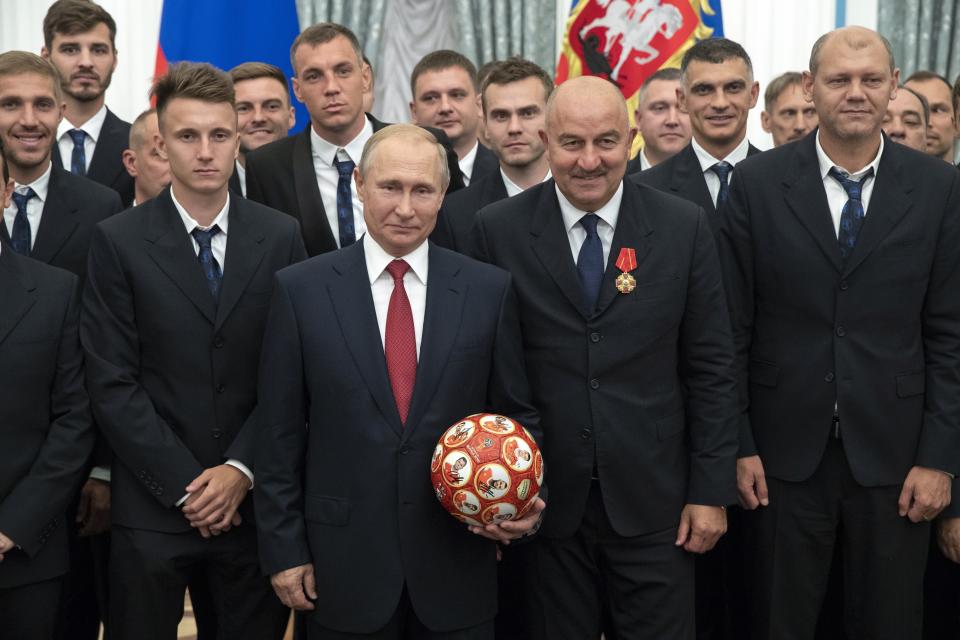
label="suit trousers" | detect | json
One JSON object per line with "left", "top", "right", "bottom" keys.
{"left": 54, "top": 505, "right": 109, "bottom": 640}
{"left": 752, "top": 436, "right": 930, "bottom": 640}
{"left": 306, "top": 586, "right": 494, "bottom": 640}
{"left": 109, "top": 524, "right": 288, "bottom": 640}
{"left": 922, "top": 529, "right": 960, "bottom": 638}
{"left": 0, "top": 576, "right": 62, "bottom": 640}
{"left": 527, "top": 481, "right": 695, "bottom": 640}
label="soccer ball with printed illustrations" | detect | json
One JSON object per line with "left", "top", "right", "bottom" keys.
{"left": 430, "top": 413, "right": 543, "bottom": 526}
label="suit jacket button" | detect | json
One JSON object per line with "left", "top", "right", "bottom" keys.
{"left": 581, "top": 427, "right": 593, "bottom": 440}
{"left": 590, "top": 332, "right": 601, "bottom": 343}
{"left": 824, "top": 372, "right": 835, "bottom": 382}
{"left": 836, "top": 326, "right": 846, "bottom": 337}
{"left": 839, "top": 280, "right": 849, "bottom": 291}
{"left": 216, "top": 384, "right": 225, "bottom": 393}
{"left": 212, "top": 429, "right": 222, "bottom": 439}
{"left": 400, "top": 446, "right": 410, "bottom": 455}
{"left": 589, "top": 379, "right": 600, "bottom": 390}
{"left": 214, "top": 336, "right": 225, "bottom": 348}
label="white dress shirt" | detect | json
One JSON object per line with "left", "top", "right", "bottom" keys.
{"left": 364, "top": 233, "right": 428, "bottom": 360}
{"left": 556, "top": 182, "right": 624, "bottom": 267}
{"left": 501, "top": 168, "right": 552, "bottom": 198}
{"left": 691, "top": 135, "right": 751, "bottom": 207}
{"left": 638, "top": 149, "right": 653, "bottom": 171}
{"left": 3, "top": 162, "right": 52, "bottom": 250}
{"left": 815, "top": 130, "right": 883, "bottom": 237}
{"left": 459, "top": 140, "right": 479, "bottom": 187}
{"left": 57, "top": 104, "right": 108, "bottom": 173}
{"left": 311, "top": 119, "right": 373, "bottom": 248}
{"left": 234, "top": 160, "right": 247, "bottom": 198}
{"left": 169, "top": 189, "right": 254, "bottom": 499}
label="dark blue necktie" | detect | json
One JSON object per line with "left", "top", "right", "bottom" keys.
{"left": 577, "top": 214, "right": 604, "bottom": 311}
{"left": 829, "top": 167, "right": 873, "bottom": 259}
{"left": 191, "top": 226, "right": 223, "bottom": 303}
{"left": 710, "top": 161, "right": 733, "bottom": 208}
{"left": 10, "top": 188, "right": 36, "bottom": 255}
{"left": 68, "top": 129, "right": 87, "bottom": 177}
{"left": 333, "top": 152, "right": 356, "bottom": 248}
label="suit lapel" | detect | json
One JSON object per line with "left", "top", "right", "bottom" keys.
{"left": 669, "top": 145, "right": 716, "bottom": 214}
{"left": 214, "top": 200, "right": 266, "bottom": 331}
{"left": 485, "top": 173, "right": 508, "bottom": 205}
{"left": 87, "top": 110, "right": 126, "bottom": 186}
{"left": 783, "top": 137, "right": 844, "bottom": 273}
{"left": 144, "top": 191, "right": 217, "bottom": 324}
{"left": 594, "top": 181, "right": 654, "bottom": 316}
{"left": 292, "top": 128, "right": 337, "bottom": 254}
{"left": 328, "top": 242, "right": 403, "bottom": 436}
{"left": 529, "top": 183, "right": 591, "bottom": 318}
{"left": 32, "top": 168, "right": 80, "bottom": 265}
{"left": 0, "top": 250, "right": 36, "bottom": 347}
{"left": 403, "top": 246, "right": 465, "bottom": 440}
{"left": 842, "top": 140, "right": 911, "bottom": 276}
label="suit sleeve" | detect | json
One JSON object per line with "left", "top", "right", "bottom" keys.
{"left": 0, "top": 278, "right": 94, "bottom": 556}
{"left": 81, "top": 224, "right": 205, "bottom": 509}
{"left": 916, "top": 171, "right": 960, "bottom": 476}
{"left": 225, "top": 222, "right": 309, "bottom": 467}
{"left": 716, "top": 168, "right": 758, "bottom": 458}
{"left": 254, "top": 274, "right": 312, "bottom": 575}
{"left": 468, "top": 209, "right": 494, "bottom": 263}
{"left": 678, "top": 209, "right": 738, "bottom": 506}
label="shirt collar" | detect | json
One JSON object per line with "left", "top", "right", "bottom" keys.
{"left": 500, "top": 167, "right": 552, "bottom": 198}
{"left": 363, "top": 232, "right": 429, "bottom": 286}
{"left": 311, "top": 116, "right": 374, "bottom": 167}
{"left": 58, "top": 104, "right": 108, "bottom": 144}
{"left": 170, "top": 187, "right": 230, "bottom": 236}
{"left": 14, "top": 161, "right": 53, "bottom": 203}
{"left": 639, "top": 149, "right": 653, "bottom": 171}
{"left": 691, "top": 134, "right": 751, "bottom": 172}
{"left": 815, "top": 129, "right": 884, "bottom": 180}
{"left": 557, "top": 181, "right": 624, "bottom": 234}
{"left": 459, "top": 140, "right": 480, "bottom": 178}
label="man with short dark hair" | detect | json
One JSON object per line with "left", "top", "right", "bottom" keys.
{"left": 883, "top": 85, "right": 929, "bottom": 152}
{"left": 82, "top": 61, "right": 305, "bottom": 640}
{"left": 719, "top": 27, "right": 960, "bottom": 639}
{"left": 121, "top": 109, "right": 170, "bottom": 206}
{"left": 228, "top": 62, "right": 296, "bottom": 197}
{"left": 410, "top": 50, "right": 498, "bottom": 186}
{"left": 0, "top": 136, "right": 95, "bottom": 640}
{"left": 41, "top": 0, "right": 134, "bottom": 206}
{"left": 626, "top": 67, "right": 691, "bottom": 173}
{"left": 906, "top": 70, "right": 957, "bottom": 163}
{"left": 761, "top": 71, "right": 818, "bottom": 147}
{"left": 633, "top": 38, "right": 761, "bottom": 230}
{"left": 433, "top": 57, "right": 553, "bottom": 253}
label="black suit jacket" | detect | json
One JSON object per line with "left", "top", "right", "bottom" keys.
{"left": 53, "top": 108, "right": 135, "bottom": 206}
{"left": 432, "top": 170, "right": 508, "bottom": 252}
{"left": 471, "top": 180, "right": 738, "bottom": 539}
{"left": 717, "top": 131, "right": 960, "bottom": 489}
{"left": 1, "top": 166, "right": 124, "bottom": 281}
{"left": 81, "top": 189, "right": 307, "bottom": 533}
{"left": 245, "top": 116, "right": 464, "bottom": 257}
{"left": 470, "top": 143, "right": 499, "bottom": 184}
{"left": 254, "top": 240, "right": 540, "bottom": 634}
{"left": 0, "top": 249, "right": 93, "bottom": 588}
{"left": 229, "top": 165, "right": 244, "bottom": 197}
{"left": 631, "top": 141, "right": 761, "bottom": 225}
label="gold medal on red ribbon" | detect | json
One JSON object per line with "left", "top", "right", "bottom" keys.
{"left": 615, "top": 247, "right": 637, "bottom": 294}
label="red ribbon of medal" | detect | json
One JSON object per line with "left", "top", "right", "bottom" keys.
{"left": 614, "top": 247, "right": 637, "bottom": 294}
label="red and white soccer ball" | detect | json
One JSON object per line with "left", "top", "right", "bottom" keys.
{"left": 431, "top": 413, "right": 543, "bottom": 527}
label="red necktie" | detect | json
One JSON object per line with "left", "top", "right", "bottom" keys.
{"left": 385, "top": 260, "right": 417, "bottom": 425}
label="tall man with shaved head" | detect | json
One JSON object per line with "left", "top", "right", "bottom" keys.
{"left": 471, "top": 76, "right": 738, "bottom": 640}
{"left": 718, "top": 26, "right": 960, "bottom": 638}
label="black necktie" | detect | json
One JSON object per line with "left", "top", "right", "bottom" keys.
{"left": 828, "top": 167, "right": 873, "bottom": 259}
{"left": 577, "top": 214, "right": 604, "bottom": 311}
{"left": 10, "top": 188, "right": 36, "bottom": 255}
{"left": 333, "top": 152, "right": 356, "bottom": 248}
{"left": 191, "top": 225, "right": 223, "bottom": 303}
{"left": 710, "top": 161, "right": 733, "bottom": 208}
{"left": 69, "top": 129, "right": 87, "bottom": 177}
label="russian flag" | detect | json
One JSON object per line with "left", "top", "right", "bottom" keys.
{"left": 155, "top": 0, "right": 307, "bottom": 129}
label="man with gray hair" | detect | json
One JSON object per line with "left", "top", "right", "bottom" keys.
{"left": 718, "top": 26, "right": 960, "bottom": 638}
{"left": 255, "top": 123, "right": 543, "bottom": 639}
